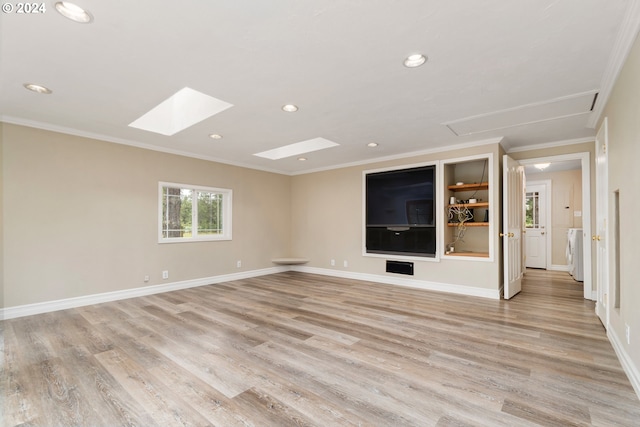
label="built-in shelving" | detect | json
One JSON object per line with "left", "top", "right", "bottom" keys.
{"left": 446, "top": 251, "right": 490, "bottom": 257}
{"left": 443, "top": 158, "right": 491, "bottom": 258}
{"left": 448, "top": 202, "right": 489, "bottom": 209}
{"left": 447, "top": 182, "right": 489, "bottom": 192}
{"left": 447, "top": 222, "right": 489, "bottom": 227}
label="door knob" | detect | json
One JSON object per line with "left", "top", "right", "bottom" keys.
{"left": 499, "top": 233, "right": 505, "bottom": 237}
{"left": 541, "top": 232, "right": 545, "bottom": 235}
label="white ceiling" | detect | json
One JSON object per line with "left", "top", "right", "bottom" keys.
{"left": 1, "top": 1, "right": 637, "bottom": 175}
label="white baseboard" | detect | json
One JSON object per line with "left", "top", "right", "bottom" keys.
{"left": 0, "top": 266, "right": 288, "bottom": 320}
{"left": 549, "top": 264, "right": 570, "bottom": 272}
{"left": 1, "top": 264, "right": 499, "bottom": 320}
{"left": 291, "top": 265, "right": 501, "bottom": 300}
{"left": 608, "top": 328, "right": 640, "bottom": 401}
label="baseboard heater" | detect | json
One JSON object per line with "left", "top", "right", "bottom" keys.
{"left": 386, "top": 260, "right": 414, "bottom": 275}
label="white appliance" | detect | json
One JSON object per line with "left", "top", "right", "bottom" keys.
{"left": 566, "top": 228, "right": 584, "bottom": 282}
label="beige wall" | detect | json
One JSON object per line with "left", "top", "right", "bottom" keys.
{"left": 291, "top": 143, "right": 502, "bottom": 292}
{"left": 600, "top": 32, "right": 640, "bottom": 378}
{"left": 2, "top": 124, "right": 292, "bottom": 307}
{"left": 0, "top": 122, "right": 4, "bottom": 309}
{"left": 526, "top": 169, "right": 583, "bottom": 266}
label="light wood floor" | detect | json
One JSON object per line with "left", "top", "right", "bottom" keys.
{"left": 3, "top": 269, "right": 640, "bottom": 426}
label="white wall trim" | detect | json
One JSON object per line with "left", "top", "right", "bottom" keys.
{"left": 2, "top": 116, "right": 504, "bottom": 177}
{"left": 291, "top": 265, "right": 501, "bottom": 300}
{"left": 549, "top": 264, "right": 570, "bottom": 272}
{"left": 1, "top": 265, "right": 500, "bottom": 320}
{"left": 505, "top": 137, "right": 594, "bottom": 154}
{"left": 0, "top": 266, "right": 288, "bottom": 320}
{"left": 587, "top": 0, "right": 640, "bottom": 129}
{"left": 609, "top": 327, "right": 640, "bottom": 401}
{"left": 0, "top": 116, "right": 289, "bottom": 176}
{"left": 292, "top": 137, "right": 504, "bottom": 176}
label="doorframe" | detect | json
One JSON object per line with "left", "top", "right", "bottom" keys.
{"left": 525, "top": 179, "right": 552, "bottom": 270}
{"left": 518, "top": 152, "right": 593, "bottom": 300}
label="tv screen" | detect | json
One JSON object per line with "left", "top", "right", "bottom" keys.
{"left": 366, "top": 165, "right": 435, "bottom": 227}
{"left": 365, "top": 165, "right": 436, "bottom": 257}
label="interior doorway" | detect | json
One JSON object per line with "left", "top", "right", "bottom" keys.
{"left": 519, "top": 153, "right": 593, "bottom": 301}
{"left": 525, "top": 181, "right": 550, "bottom": 269}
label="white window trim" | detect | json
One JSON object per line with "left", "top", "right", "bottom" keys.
{"left": 158, "top": 181, "right": 232, "bottom": 243}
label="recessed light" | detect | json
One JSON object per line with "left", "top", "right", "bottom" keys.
{"left": 534, "top": 163, "right": 550, "bottom": 170}
{"left": 23, "top": 83, "right": 52, "bottom": 94}
{"left": 367, "top": 142, "right": 379, "bottom": 147}
{"left": 209, "top": 134, "right": 223, "bottom": 140}
{"left": 403, "top": 53, "right": 427, "bottom": 68}
{"left": 298, "top": 157, "right": 307, "bottom": 161}
{"left": 55, "top": 2, "right": 93, "bottom": 23}
{"left": 282, "top": 104, "right": 299, "bottom": 113}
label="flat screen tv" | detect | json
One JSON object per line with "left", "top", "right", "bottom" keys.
{"left": 365, "top": 165, "right": 436, "bottom": 257}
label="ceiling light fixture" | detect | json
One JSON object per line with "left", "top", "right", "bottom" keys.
{"left": 55, "top": 2, "right": 93, "bottom": 23}
{"left": 298, "top": 157, "right": 307, "bottom": 161}
{"left": 403, "top": 53, "right": 427, "bottom": 68}
{"left": 367, "top": 142, "right": 379, "bottom": 147}
{"left": 534, "top": 163, "right": 550, "bottom": 170}
{"left": 209, "top": 134, "right": 223, "bottom": 140}
{"left": 282, "top": 104, "right": 298, "bottom": 112}
{"left": 23, "top": 83, "right": 52, "bottom": 94}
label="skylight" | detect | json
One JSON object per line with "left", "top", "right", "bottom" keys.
{"left": 129, "top": 87, "right": 233, "bottom": 136}
{"left": 253, "top": 137, "right": 340, "bottom": 160}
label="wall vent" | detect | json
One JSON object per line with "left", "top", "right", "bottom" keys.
{"left": 386, "top": 260, "right": 414, "bottom": 275}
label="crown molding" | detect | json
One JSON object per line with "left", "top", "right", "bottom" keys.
{"left": 506, "top": 137, "right": 594, "bottom": 154}
{"left": 587, "top": 0, "right": 640, "bottom": 128}
{"left": 0, "top": 116, "right": 287, "bottom": 175}
{"left": 289, "top": 137, "right": 505, "bottom": 176}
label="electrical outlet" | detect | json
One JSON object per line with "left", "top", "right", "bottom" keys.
{"left": 331, "top": 259, "right": 335, "bottom": 266}
{"left": 236, "top": 260, "right": 242, "bottom": 268}
{"left": 162, "top": 270, "right": 169, "bottom": 280}
{"left": 144, "top": 275, "right": 150, "bottom": 282}
{"left": 626, "top": 324, "right": 631, "bottom": 345}
{"left": 343, "top": 260, "right": 348, "bottom": 268}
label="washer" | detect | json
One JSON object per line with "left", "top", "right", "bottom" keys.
{"left": 566, "top": 228, "right": 584, "bottom": 282}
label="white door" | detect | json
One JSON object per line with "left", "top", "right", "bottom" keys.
{"left": 595, "top": 118, "right": 609, "bottom": 327}
{"left": 525, "top": 183, "right": 547, "bottom": 269}
{"left": 503, "top": 155, "right": 525, "bottom": 299}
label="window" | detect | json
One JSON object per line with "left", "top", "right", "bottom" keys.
{"left": 525, "top": 191, "right": 540, "bottom": 229}
{"left": 159, "top": 182, "right": 232, "bottom": 242}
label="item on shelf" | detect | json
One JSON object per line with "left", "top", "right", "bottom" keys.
{"left": 456, "top": 181, "right": 464, "bottom": 186}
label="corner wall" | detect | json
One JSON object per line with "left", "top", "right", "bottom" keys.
{"left": 2, "top": 124, "right": 292, "bottom": 308}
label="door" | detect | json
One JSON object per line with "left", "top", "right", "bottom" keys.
{"left": 525, "top": 183, "right": 547, "bottom": 269}
{"left": 503, "top": 155, "right": 525, "bottom": 299}
{"left": 595, "top": 118, "right": 609, "bottom": 327}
